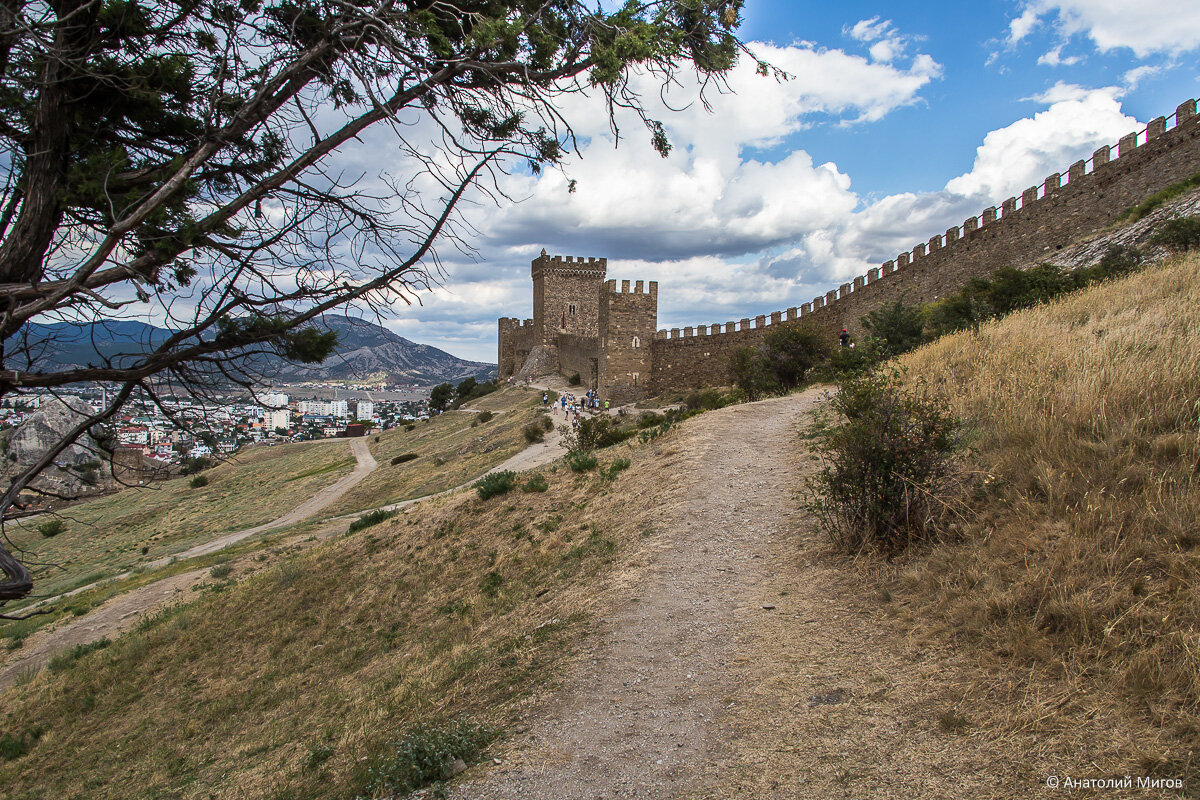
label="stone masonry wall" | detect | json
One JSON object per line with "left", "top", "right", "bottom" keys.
{"left": 497, "top": 317, "right": 534, "bottom": 378}
{"left": 556, "top": 334, "right": 600, "bottom": 389}
{"left": 532, "top": 253, "right": 607, "bottom": 348}
{"left": 598, "top": 279, "right": 658, "bottom": 403}
{"left": 649, "top": 97, "right": 1200, "bottom": 393}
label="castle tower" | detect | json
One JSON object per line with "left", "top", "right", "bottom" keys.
{"left": 598, "top": 279, "right": 658, "bottom": 403}
{"left": 532, "top": 250, "right": 607, "bottom": 346}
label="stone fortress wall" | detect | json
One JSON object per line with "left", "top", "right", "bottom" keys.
{"left": 500, "top": 97, "right": 1200, "bottom": 400}
{"left": 646, "top": 97, "right": 1200, "bottom": 393}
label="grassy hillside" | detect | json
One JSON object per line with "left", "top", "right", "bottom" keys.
{"left": 3, "top": 439, "right": 355, "bottom": 607}
{"left": 0, "top": 441, "right": 653, "bottom": 799}
{"left": 323, "top": 387, "right": 544, "bottom": 516}
{"left": 886, "top": 252, "right": 1200, "bottom": 782}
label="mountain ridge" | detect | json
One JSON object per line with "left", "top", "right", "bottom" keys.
{"left": 22, "top": 315, "right": 494, "bottom": 385}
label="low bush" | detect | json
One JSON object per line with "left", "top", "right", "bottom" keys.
{"left": 728, "top": 346, "right": 779, "bottom": 400}
{"left": 180, "top": 455, "right": 213, "bottom": 475}
{"left": 391, "top": 453, "right": 418, "bottom": 465}
{"left": 348, "top": 508, "right": 398, "bottom": 534}
{"left": 474, "top": 471, "right": 517, "bottom": 500}
{"left": 37, "top": 519, "right": 66, "bottom": 538}
{"left": 1151, "top": 215, "right": 1200, "bottom": 251}
{"left": 522, "top": 423, "right": 545, "bottom": 444}
{"left": 0, "top": 727, "right": 41, "bottom": 761}
{"left": 360, "top": 721, "right": 498, "bottom": 798}
{"left": 636, "top": 411, "right": 665, "bottom": 429}
{"left": 189, "top": 474, "right": 209, "bottom": 488}
{"left": 476, "top": 410, "right": 494, "bottom": 423}
{"left": 763, "top": 322, "right": 831, "bottom": 388}
{"left": 566, "top": 450, "right": 598, "bottom": 472}
{"left": 806, "top": 366, "right": 965, "bottom": 554}
{"left": 47, "top": 638, "right": 110, "bottom": 674}
{"left": 209, "top": 563, "right": 232, "bottom": 580}
{"left": 684, "top": 388, "right": 724, "bottom": 411}
{"left": 862, "top": 300, "right": 925, "bottom": 356}
{"left": 603, "top": 458, "right": 631, "bottom": 479}
{"left": 521, "top": 474, "right": 549, "bottom": 493}
{"left": 568, "top": 372, "right": 581, "bottom": 386}
{"left": 559, "top": 416, "right": 634, "bottom": 452}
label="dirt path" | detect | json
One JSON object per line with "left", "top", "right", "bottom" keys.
{"left": 1, "top": 424, "right": 564, "bottom": 691}
{"left": 451, "top": 388, "right": 1034, "bottom": 799}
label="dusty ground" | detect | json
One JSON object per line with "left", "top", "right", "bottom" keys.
{"left": 449, "top": 388, "right": 1046, "bottom": 800}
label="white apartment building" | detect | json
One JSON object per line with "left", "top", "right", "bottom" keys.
{"left": 297, "top": 399, "right": 331, "bottom": 415}
{"left": 263, "top": 408, "right": 291, "bottom": 432}
{"left": 355, "top": 400, "right": 374, "bottom": 420}
{"left": 329, "top": 399, "right": 350, "bottom": 418}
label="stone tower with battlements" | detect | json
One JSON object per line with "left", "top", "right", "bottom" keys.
{"left": 500, "top": 97, "right": 1200, "bottom": 402}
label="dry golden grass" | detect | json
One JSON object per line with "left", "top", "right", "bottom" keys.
{"left": 323, "top": 387, "right": 544, "bottom": 516}
{"left": 888, "top": 253, "right": 1200, "bottom": 782}
{"left": 2, "top": 439, "right": 355, "bottom": 608}
{"left": 0, "top": 442, "right": 657, "bottom": 799}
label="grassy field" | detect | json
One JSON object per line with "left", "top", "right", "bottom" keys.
{"left": 883, "top": 252, "right": 1200, "bottom": 783}
{"left": 2, "top": 439, "right": 355, "bottom": 610}
{"left": 0, "top": 442, "right": 659, "bottom": 799}
{"left": 322, "top": 386, "right": 546, "bottom": 516}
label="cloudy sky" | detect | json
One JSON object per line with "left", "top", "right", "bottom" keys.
{"left": 382, "top": 0, "right": 1200, "bottom": 362}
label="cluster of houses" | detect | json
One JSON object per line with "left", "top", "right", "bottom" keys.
{"left": 2, "top": 386, "right": 431, "bottom": 467}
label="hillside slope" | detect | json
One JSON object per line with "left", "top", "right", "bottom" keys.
{"left": 887, "top": 251, "right": 1200, "bottom": 787}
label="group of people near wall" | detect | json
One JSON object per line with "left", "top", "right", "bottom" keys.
{"left": 544, "top": 389, "right": 610, "bottom": 429}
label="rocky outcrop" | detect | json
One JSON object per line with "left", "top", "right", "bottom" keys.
{"left": 6, "top": 397, "right": 103, "bottom": 472}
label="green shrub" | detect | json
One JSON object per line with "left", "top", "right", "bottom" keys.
{"left": 476, "top": 410, "right": 494, "bottom": 423}
{"left": 391, "top": 453, "right": 418, "bottom": 465}
{"left": 566, "top": 450, "right": 598, "bottom": 472}
{"left": 361, "top": 721, "right": 498, "bottom": 797}
{"left": 806, "top": 366, "right": 964, "bottom": 554}
{"left": 923, "top": 294, "right": 991, "bottom": 338}
{"left": 209, "top": 563, "right": 232, "bottom": 580}
{"left": 1090, "top": 244, "right": 1144, "bottom": 279}
{"left": 559, "top": 416, "right": 633, "bottom": 452}
{"left": 1151, "top": 216, "right": 1200, "bottom": 251}
{"left": 189, "top": 474, "right": 209, "bottom": 488}
{"left": 474, "top": 471, "right": 517, "bottom": 500}
{"left": 404, "top": 423, "right": 416, "bottom": 431}
{"left": 522, "top": 423, "right": 545, "bottom": 444}
{"left": 684, "top": 388, "right": 724, "bottom": 411}
{"left": 0, "top": 727, "right": 41, "bottom": 761}
{"left": 36, "top": 519, "right": 65, "bottom": 538}
{"left": 1125, "top": 169, "right": 1200, "bottom": 220}
{"left": 539, "top": 415, "right": 554, "bottom": 432}
{"left": 636, "top": 411, "right": 665, "bottom": 429}
{"left": 763, "top": 322, "right": 831, "bottom": 388}
{"left": 728, "top": 347, "right": 779, "bottom": 400}
{"left": 348, "top": 508, "right": 398, "bottom": 533}
{"left": 604, "top": 457, "right": 631, "bottom": 479}
{"left": 521, "top": 474, "right": 549, "bottom": 493}
{"left": 47, "top": 638, "right": 110, "bottom": 674}
{"left": 982, "top": 263, "right": 1074, "bottom": 314}
{"left": 862, "top": 300, "right": 925, "bottom": 355}
{"left": 479, "top": 570, "right": 504, "bottom": 597}
{"left": 180, "top": 455, "right": 213, "bottom": 475}
{"left": 568, "top": 372, "right": 581, "bottom": 386}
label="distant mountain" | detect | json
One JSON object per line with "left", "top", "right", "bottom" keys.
{"left": 21, "top": 315, "right": 494, "bottom": 386}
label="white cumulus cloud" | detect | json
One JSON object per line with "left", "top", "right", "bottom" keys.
{"left": 1010, "top": 0, "right": 1200, "bottom": 56}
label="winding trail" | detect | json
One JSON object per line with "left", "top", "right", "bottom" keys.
{"left": 450, "top": 388, "right": 1031, "bottom": 799}
{"left": 1, "top": 420, "right": 561, "bottom": 690}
